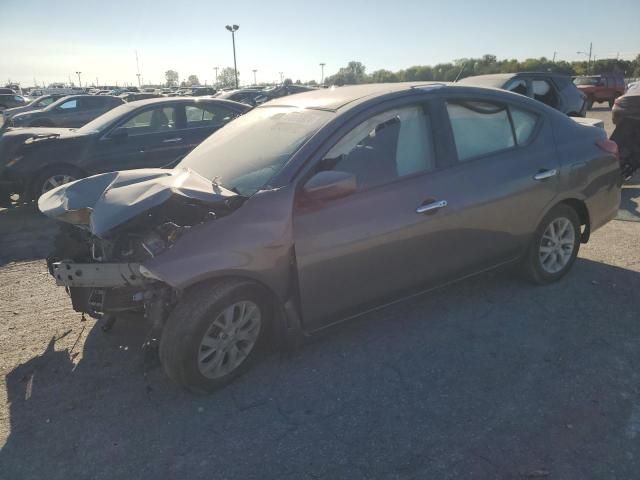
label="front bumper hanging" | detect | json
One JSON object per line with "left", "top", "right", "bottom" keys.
{"left": 51, "top": 261, "right": 147, "bottom": 288}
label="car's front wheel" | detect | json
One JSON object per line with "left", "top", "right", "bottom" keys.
{"left": 32, "top": 166, "right": 81, "bottom": 201}
{"left": 522, "top": 204, "right": 581, "bottom": 284}
{"left": 160, "top": 280, "right": 271, "bottom": 394}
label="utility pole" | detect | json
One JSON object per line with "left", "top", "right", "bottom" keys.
{"left": 320, "top": 62, "right": 325, "bottom": 84}
{"left": 279, "top": 71, "right": 284, "bottom": 83}
{"left": 75, "top": 71, "right": 82, "bottom": 88}
{"left": 135, "top": 50, "right": 142, "bottom": 87}
{"left": 552, "top": 52, "right": 557, "bottom": 63}
{"left": 252, "top": 69, "right": 257, "bottom": 85}
{"left": 214, "top": 66, "right": 219, "bottom": 87}
{"left": 577, "top": 42, "right": 593, "bottom": 74}
{"left": 225, "top": 25, "right": 240, "bottom": 88}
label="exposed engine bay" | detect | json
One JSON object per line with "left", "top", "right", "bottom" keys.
{"left": 40, "top": 168, "right": 243, "bottom": 328}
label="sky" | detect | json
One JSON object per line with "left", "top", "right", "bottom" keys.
{"left": 1, "top": 0, "right": 639, "bottom": 88}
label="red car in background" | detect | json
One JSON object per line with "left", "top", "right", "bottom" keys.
{"left": 574, "top": 73, "right": 625, "bottom": 109}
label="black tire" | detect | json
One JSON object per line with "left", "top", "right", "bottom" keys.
{"left": 521, "top": 204, "right": 581, "bottom": 285}
{"left": 31, "top": 165, "right": 83, "bottom": 202}
{"left": 159, "top": 280, "right": 272, "bottom": 394}
{"left": 585, "top": 98, "right": 593, "bottom": 110}
{"left": 608, "top": 99, "right": 615, "bottom": 109}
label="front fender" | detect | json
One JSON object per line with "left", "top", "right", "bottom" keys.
{"left": 143, "top": 185, "right": 296, "bottom": 301}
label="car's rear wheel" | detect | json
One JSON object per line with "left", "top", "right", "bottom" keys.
{"left": 160, "top": 280, "right": 271, "bottom": 394}
{"left": 585, "top": 98, "right": 594, "bottom": 110}
{"left": 522, "top": 204, "right": 581, "bottom": 284}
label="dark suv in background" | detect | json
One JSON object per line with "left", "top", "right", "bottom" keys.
{"left": 6, "top": 95, "right": 124, "bottom": 128}
{"left": 573, "top": 73, "right": 625, "bottom": 109}
{"left": 458, "top": 72, "right": 587, "bottom": 117}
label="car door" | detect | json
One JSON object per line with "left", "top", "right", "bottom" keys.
{"left": 293, "top": 95, "right": 559, "bottom": 328}
{"left": 434, "top": 95, "right": 560, "bottom": 269}
{"left": 294, "top": 101, "right": 456, "bottom": 326}
{"left": 87, "top": 104, "right": 183, "bottom": 173}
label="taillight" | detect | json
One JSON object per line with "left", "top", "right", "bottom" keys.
{"left": 596, "top": 138, "right": 619, "bottom": 160}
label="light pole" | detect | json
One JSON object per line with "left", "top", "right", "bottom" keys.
{"left": 225, "top": 24, "right": 239, "bottom": 88}
{"left": 136, "top": 73, "right": 141, "bottom": 88}
{"left": 577, "top": 42, "right": 593, "bottom": 74}
{"left": 75, "top": 71, "right": 82, "bottom": 88}
{"left": 252, "top": 69, "right": 257, "bottom": 85}
{"left": 214, "top": 66, "right": 219, "bottom": 87}
{"left": 319, "top": 63, "right": 325, "bottom": 84}
{"left": 279, "top": 72, "right": 284, "bottom": 84}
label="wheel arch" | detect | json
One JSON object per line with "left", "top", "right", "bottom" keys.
{"left": 176, "top": 272, "right": 295, "bottom": 348}
{"left": 544, "top": 197, "right": 591, "bottom": 243}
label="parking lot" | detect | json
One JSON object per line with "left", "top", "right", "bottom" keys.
{"left": 1, "top": 106, "right": 640, "bottom": 479}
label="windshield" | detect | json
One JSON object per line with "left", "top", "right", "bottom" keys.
{"left": 179, "top": 106, "right": 332, "bottom": 196}
{"left": 573, "top": 76, "right": 600, "bottom": 86}
{"left": 77, "top": 103, "right": 136, "bottom": 133}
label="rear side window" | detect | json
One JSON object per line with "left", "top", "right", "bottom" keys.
{"left": 84, "top": 96, "right": 106, "bottom": 108}
{"left": 510, "top": 107, "right": 538, "bottom": 145}
{"left": 447, "top": 102, "right": 515, "bottom": 161}
{"left": 185, "top": 104, "right": 236, "bottom": 128}
{"left": 447, "top": 101, "right": 539, "bottom": 161}
{"left": 58, "top": 99, "right": 78, "bottom": 110}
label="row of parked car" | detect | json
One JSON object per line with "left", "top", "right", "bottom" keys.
{"left": 0, "top": 71, "right": 622, "bottom": 207}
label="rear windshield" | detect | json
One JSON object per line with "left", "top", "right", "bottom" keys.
{"left": 179, "top": 106, "right": 332, "bottom": 196}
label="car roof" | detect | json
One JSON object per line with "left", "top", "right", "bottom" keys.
{"left": 263, "top": 82, "right": 448, "bottom": 111}
{"left": 113, "top": 96, "right": 251, "bottom": 111}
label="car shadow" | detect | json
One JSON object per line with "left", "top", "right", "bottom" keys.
{"left": 2, "top": 258, "right": 640, "bottom": 479}
{"left": 0, "top": 204, "right": 58, "bottom": 266}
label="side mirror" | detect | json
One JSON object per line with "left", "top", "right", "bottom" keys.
{"left": 109, "top": 127, "right": 128, "bottom": 140}
{"left": 302, "top": 171, "right": 357, "bottom": 202}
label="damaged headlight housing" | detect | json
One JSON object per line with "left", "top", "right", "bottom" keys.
{"left": 140, "top": 222, "right": 182, "bottom": 258}
{"left": 141, "top": 231, "right": 166, "bottom": 257}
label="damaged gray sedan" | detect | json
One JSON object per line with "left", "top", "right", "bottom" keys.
{"left": 40, "top": 83, "right": 622, "bottom": 393}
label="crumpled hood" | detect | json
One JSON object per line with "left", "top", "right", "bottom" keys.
{"left": 38, "top": 168, "right": 238, "bottom": 237}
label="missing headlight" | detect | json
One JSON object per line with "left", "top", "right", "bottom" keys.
{"left": 141, "top": 232, "right": 166, "bottom": 257}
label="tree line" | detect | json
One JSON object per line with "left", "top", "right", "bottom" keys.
{"left": 324, "top": 54, "right": 640, "bottom": 86}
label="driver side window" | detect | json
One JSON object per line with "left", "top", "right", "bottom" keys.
{"left": 119, "top": 106, "right": 177, "bottom": 136}
{"left": 319, "top": 106, "right": 436, "bottom": 190}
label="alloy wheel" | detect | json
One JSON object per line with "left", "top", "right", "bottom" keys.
{"left": 41, "top": 174, "right": 76, "bottom": 194}
{"left": 197, "top": 300, "right": 262, "bottom": 379}
{"left": 538, "top": 217, "right": 575, "bottom": 274}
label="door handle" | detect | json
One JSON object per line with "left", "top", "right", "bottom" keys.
{"left": 416, "top": 200, "right": 447, "bottom": 214}
{"left": 533, "top": 169, "right": 558, "bottom": 181}
{"left": 162, "top": 137, "right": 183, "bottom": 143}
